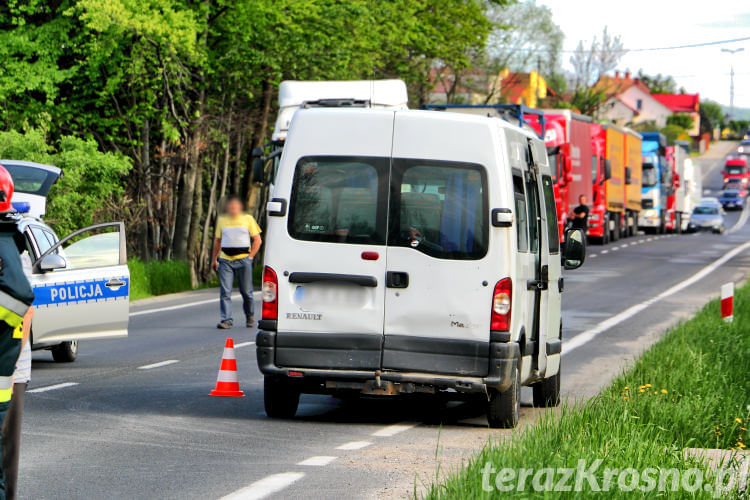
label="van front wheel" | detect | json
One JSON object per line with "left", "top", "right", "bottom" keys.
{"left": 264, "top": 376, "right": 300, "bottom": 419}
{"left": 487, "top": 364, "right": 520, "bottom": 428}
{"left": 532, "top": 370, "right": 561, "bottom": 407}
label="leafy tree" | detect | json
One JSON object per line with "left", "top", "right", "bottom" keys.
{"left": 699, "top": 100, "right": 724, "bottom": 134}
{"left": 666, "top": 113, "right": 693, "bottom": 130}
{"left": 729, "top": 120, "right": 750, "bottom": 133}
{"left": 636, "top": 71, "right": 677, "bottom": 94}
{"left": 660, "top": 124, "right": 687, "bottom": 146}
{"left": 481, "top": 0, "right": 564, "bottom": 101}
{"left": 0, "top": 128, "right": 131, "bottom": 235}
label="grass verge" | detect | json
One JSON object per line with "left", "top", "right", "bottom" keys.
{"left": 128, "top": 258, "right": 193, "bottom": 300}
{"left": 426, "top": 282, "right": 750, "bottom": 498}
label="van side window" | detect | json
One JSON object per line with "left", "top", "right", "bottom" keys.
{"left": 513, "top": 175, "right": 528, "bottom": 252}
{"left": 524, "top": 173, "right": 541, "bottom": 254}
{"left": 541, "top": 175, "right": 560, "bottom": 253}
{"left": 389, "top": 159, "right": 488, "bottom": 260}
{"left": 288, "top": 156, "right": 388, "bottom": 245}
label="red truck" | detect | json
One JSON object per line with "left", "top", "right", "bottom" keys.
{"left": 723, "top": 158, "right": 749, "bottom": 187}
{"left": 527, "top": 110, "right": 593, "bottom": 243}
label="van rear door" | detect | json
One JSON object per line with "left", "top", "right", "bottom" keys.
{"left": 273, "top": 111, "right": 393, "bottom": 371}
{"left": 382, "top": 113, "right": 493, "bottom": 377}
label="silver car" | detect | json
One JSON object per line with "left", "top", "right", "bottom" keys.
{"left": 687, "top": 204, "right": 725, "bottom": 234}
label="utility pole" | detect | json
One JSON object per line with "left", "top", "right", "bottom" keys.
{"left": 721, "top": 47, "right": 744, "bottom": 119}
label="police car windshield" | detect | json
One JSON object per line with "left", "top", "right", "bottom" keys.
{"left": 2, "top": 163, "right": 58, "bottom": 196}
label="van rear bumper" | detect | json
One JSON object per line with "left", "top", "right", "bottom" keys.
{"left": 256, "top": 330, "right": 520, "bottom": 393}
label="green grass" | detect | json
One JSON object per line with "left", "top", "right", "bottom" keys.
{"left": 425, "top": 283, "right": 750, "bottom": 499}
{"left": 128, "top": 258, "right": 193, "bottom": 300}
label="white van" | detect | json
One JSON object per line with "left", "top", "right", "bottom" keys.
{"left": 255, "top": 109, "right": 585, "bottom": 427}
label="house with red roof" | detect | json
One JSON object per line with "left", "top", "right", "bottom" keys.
{"left": 652, "top": 93, "right": 701, "bottom": 136}
{"left": 595, "top": 71, "right": 673, "bottom": 127}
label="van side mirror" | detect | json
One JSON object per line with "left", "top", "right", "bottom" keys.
{"left": 604, "top": 160, "right": 612, "bottom": 181}
{"left": 38, "top": 253, "right": 66, "bottom": 272}
{"left": 252, "top": 158, "right": 266, "bottom": 184}
{"left": 563, "top": 228, "right": 586, "bottom": 270}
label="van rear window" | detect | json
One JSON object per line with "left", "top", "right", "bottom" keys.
{"left": 288, "top": 156, "right": 388, "bottom": 245}
{"left": 389, "top": 160, "right": 487, "bottom": 260}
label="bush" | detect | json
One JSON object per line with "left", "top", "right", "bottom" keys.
{"left": 128, "top": 257, "right": 193, "bottom": 300}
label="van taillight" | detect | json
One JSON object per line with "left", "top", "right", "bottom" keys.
{"left": 262, "top": 266, "right": 278, "bottom": 320}
{"left": 490, "top": 278, "right": 512, "bottom": 331}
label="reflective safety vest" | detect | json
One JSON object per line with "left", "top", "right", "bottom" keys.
{"left": 0, "top": 226, "right": 34, "bottom": 404}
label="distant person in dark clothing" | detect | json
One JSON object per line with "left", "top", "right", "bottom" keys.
{"left": 571, "top": 195, "right": 589, "bottom": 230}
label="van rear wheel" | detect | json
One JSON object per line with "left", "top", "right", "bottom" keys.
{"left": 532, "top": 370, "right": 561, "bottom": 407}
{"left": 487, "top": 364, "right": 520, "bottom": 428}
{"left": 264, "top": 376, "right": 300, "bottom": 419}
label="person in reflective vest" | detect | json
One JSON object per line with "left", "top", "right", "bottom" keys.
{"left": 0, "top": 165, "right": 34, "bottom": 500}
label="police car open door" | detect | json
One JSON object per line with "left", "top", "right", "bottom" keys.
{"left": 31, "top": 222, "right": 129, "bottom": 344}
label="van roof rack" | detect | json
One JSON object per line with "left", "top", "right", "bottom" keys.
{"left": 422, "top": 103, "right": 545, "bottom": 137}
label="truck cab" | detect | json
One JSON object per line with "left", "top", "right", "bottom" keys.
{"left": 723, "top": 158, "right": 749, "bottom": 187}
{"left": 638, "top": 132, "right": 668, "bottom": 233}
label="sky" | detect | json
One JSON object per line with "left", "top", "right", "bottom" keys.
{"left": 540, "top": 0, "right": 750, "bottom": 111}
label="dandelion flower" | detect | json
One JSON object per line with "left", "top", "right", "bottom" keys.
{"left": 645, "top": 384, "right": 652, "bottom": 388}
{"left": 742, "top": 427, "right": 747, "bottom": 431}
{"left": 623, "top": 386, "right": 629, "bottom": 390}
{"left": 661, "top": 389, "right": 668, "bottom": 394}
{"left": 736, "top": 418, "right": 743, "bottom": 424}
{"left": 639, "top": 389, "right": 645, "bottom": 393}
{"left": 737, "top": 442, "right": 746, "bottom": 449}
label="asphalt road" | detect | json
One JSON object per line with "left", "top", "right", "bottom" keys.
{"left": 19, "top": 141, "right": 750, "bottom": 499}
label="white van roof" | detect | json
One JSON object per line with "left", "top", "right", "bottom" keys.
{"left": 272, "top": 80, "right": 408, "bottom": 141}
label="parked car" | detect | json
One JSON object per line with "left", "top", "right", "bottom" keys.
{"left": 718, "top": 190, "right": 745, "bottom": 210}
{"left": 16, "top": 215, "right": 130, "bottom": 361}
{"left": 256, "top": 108, "right": 586, "bottom": 428}
{"left": 2, "top": 158, "right": 130, "bottom": 362}
{"left": 737, "top": 138, "right": 750, "bottom": 154}
{"left": 687, "top": 204, "right": 725, "bottom": 234}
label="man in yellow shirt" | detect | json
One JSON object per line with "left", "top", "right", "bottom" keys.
{"left": 212, "top": 196, "right": 262, "bottom": 329}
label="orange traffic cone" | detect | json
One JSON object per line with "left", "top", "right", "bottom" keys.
{"left": 209, "top": 338, "right": 245, "bottom": 397}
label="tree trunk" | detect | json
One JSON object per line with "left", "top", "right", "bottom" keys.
{"left": 139, "top": 119, "right": 152, "bottom": 261}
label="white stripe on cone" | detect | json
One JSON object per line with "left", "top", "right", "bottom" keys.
{"left": 721, "top": 282, "right": 734, "bottom": 323}
{"left": 221, "top": 348, "right": 236, "bottom": 360}
{"left": 217, "top": 371, "right": 239, "bottom": 383}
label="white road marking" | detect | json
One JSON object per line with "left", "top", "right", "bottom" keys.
{"left": 563, "top": 239, "right": 750, "bottom": 355}
{"left": 234, "top": 341, "right": 255, "bottom": 348}
{"left": 601, "top": 250, "right": 609, "bottom": 254}
{"left": 219, "top": 472, "right": 305, "bottom": 500}
{"left": 727, "top": 199, "right": 750, "bottom": 234}
{"left": 611, "top": 247, "right": 619, "bottom": 251}
{"left": 129, "top": 291, "right": 255, "bottom": 317}
{"left": 138, "top": 360, "right": 179, "bottom": 370}
{"left": 336, "top": 441, "right": 372, "bottom": 450}
{"left": 589, "top": 254, "right": 598, "bottom": 258}
{"left": 297, "top": 456, "right": 337, "bottom": 466}
{"left": 28, "top": 382, "right": 79, "bottom": 394}
{"left": 646, "top": 238, "right": 653, "bottom": 242}
{"left": 371, "top": 423, "right": 416, "bottom": 437}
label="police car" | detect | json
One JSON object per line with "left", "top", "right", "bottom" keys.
{"left": 2, "top": 160, "right": 129, "bottom": 362}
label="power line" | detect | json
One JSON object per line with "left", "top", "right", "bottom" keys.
{"left": 627, "top": 36, "right": 750, "bottom": 52}
{"left": 497, "top": 36, "right": 750, "bottom": 54}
